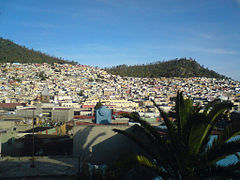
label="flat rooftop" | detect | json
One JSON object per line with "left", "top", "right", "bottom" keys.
{"left": 0, "top": 156, "right": 79, "bottom": 179}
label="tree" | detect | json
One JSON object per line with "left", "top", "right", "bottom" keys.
{"left": 89, "top": 77, "right": 94, "bottom": 82}
{"left": 106, "top": 58, "right": 227, "bottom": 79}
{"left": 94, "top": 101, "right": 103, "bottom": 110}
{"left": 112, "top": 92, "right": 240, "bottom": 179}
{"left": 0, "top": 37, "right": 77, "bottom": 64}
{"left": 38, "top": 71, "right": 46, "bottom": 80}
{"left": 78, "top": 90, "right": 84, "bottom": 96}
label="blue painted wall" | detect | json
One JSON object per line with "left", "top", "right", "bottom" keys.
{"left": 95, "top": 106, "right": 111, "bottom": 124}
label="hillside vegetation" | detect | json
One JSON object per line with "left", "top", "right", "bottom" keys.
{"left": 0, "top": 37, "right": 76, "bottom": 64}
{"left": 106, "top": 58, "right": 226, "bottom": 79}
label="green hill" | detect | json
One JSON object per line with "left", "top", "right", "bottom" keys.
{"left": 106, "top": 58, "right": 227, "bottom": 79}
{"left": 0, "top": 37, "right": 77, "bottom": 64}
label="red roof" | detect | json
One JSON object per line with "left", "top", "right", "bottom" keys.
{"left": 74, "top": 115, "right": 95, "bottom": 119}
{"left": 0, "top": 103, "right": 26, "bottom": 109}
{"left": 111, "top": 122, "right": 128, "bottom": 125}
{"left": 54, "top": 108, "right": 72, "bottom": 110}
{"left": 26, "top": 108, "right": 36, "bottom": 110}
{"left": 82, "top": 105, "right": 95, "bottom": 108}
{"left": 76, "top": 121, "right": 95, "bottom": 126}
{"left": 113, "top": 111, "right": 130, "bottom": 115}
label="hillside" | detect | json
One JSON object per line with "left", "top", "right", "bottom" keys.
{"left": 106, "top": 58, "right": 227, "bottom": 79}
{"left": 0, "top": 37, "right": 77, "bottom": 64}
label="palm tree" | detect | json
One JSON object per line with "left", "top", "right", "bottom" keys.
{"left": 113, "top": 92, "right": 240, "bottom": 179}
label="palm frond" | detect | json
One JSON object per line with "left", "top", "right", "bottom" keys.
{"left": 216, "top": 124, "right": 240, "bottom": 145}
{"left": 114, "top": 92, "right": 239, "bottom": 179}
{"left": 205, "top": 139, "right": 240, "bottom": 164}
{"left": 187, "top": 113, "right": 211, "bottom": 155}
{"left": 188, "top": 124, "right": 208, "bottom": 155}
{"left": 189, "top": 101, "right": 233, "bottom": 155}
{"left": 200, "top": 162, "right": 240, "bottom": 179}
{"left": 123, "top": 112, "right": 167, "bottom": 147}
{"left": 176, "top": 92, "right": 194, "bottom": 139}
{"left": 175, "top": 91, "right": 184, "bottom": 135}
{"left": 135, "top": 155, "right": 171, "bottom": 178}
{"left": 151, "top": 99, "right": 178, "bottom": 146}
{"left": 206, "top": 101, "right": 233, "bottom": 125}
{"left": 132, "top": 125, "right": 174, "bottom": 165}
{"left": 113, "top": 128, "right": 163, "bottom": 164}
{"left": 203, "top": 99, "right": 221, "bottom": 115}
{"left": 235, "top": 153, "right": 240, "bottom": 161}
{"left": 122, "top": 112, "right": 180, "bottom": 169}
{"left": 106, "top": 153, "right": 171, "bottom": 179}
{"left": 198, "top": 130, "right": 212, "bottom": 155}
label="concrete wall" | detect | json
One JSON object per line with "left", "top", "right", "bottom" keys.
{"left": 16, "top": 108, "right": 74, "bottom": 123}
{"left": 0, "top": 128, "right": 21, "bottom": 156}
{"left": 52, "top": 109, "right": 74, "bottom": 122}
{"left": 0, "top": 120, "right": 15, "bottom": 130}
{"left": 73, "top": 125, "right": 148, "bottom": 164}
{"left": 16, "top": 109, "right": 36, "bottom": 118}
{"left": 0, "top": 134, "right": 1, "bottom": 157}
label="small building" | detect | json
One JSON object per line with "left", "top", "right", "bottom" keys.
{"left": 95, "top": 106, "right": 111, "bottom": 124}
{"left": 16, "top": 106, "right": 74, "bottom": 125}
{"left": 0, "top": 103, "right": 26, "bottom": 112}
{"left": 103, "top": 88, "right": 115, "bottom": 96}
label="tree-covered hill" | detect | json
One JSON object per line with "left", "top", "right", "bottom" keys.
{"left": 106, "top": 58, "right": 227, "bottom": 79}
{"left": 0, "top": 37, "right": 77, "bottom": 64}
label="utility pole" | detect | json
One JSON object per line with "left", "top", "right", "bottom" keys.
{"left": 30, "top": 108, "right": 35, "bottom": 168}
{"left": 0, "top": 133, "right": 2, "bottom": 158}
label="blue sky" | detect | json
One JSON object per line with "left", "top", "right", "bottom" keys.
{"left": 0, "top": 0, "right": 240, "bottom": 80}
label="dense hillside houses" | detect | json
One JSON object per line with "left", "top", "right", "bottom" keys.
{"left": 0, "top": 62, "right": 239, "bottom": 113}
